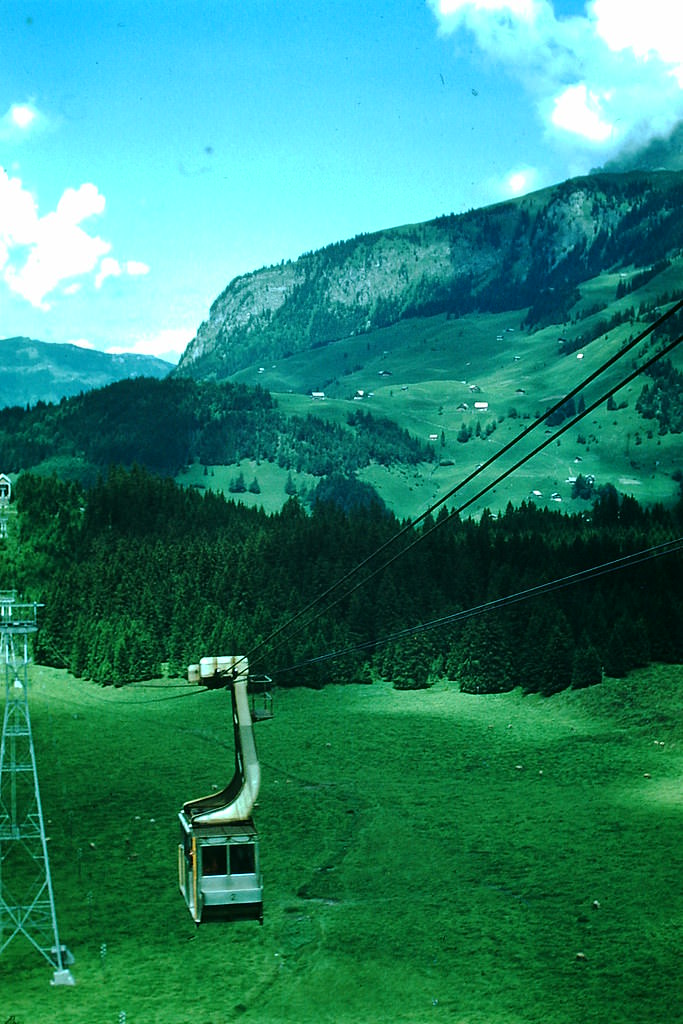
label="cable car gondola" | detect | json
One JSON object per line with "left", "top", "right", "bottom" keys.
{"left": 178, "top": 656, "right": 267, "bottom": 925}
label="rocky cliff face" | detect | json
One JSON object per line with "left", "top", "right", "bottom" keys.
{"left": 181, "top": 261, "right": 305, "bottom": 369}
{"left": 176, "top": 170, "right": 683, "bottom": 380}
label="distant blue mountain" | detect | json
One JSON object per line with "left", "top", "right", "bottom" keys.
{"left": 0, "top": 336, "right": 172, "bottom": 408}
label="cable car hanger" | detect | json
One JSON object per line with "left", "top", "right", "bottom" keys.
{"left": 178, "top": 656, "right": 271, "bottom": 925}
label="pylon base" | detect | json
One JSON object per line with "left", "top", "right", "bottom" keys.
{"left": 51, "top": 968, "right": 75, "bottom": 986}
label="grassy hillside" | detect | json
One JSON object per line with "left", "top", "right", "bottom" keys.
{"left": 2, "top": 663, "right": 681, "bottom": 1022}
{"left": 220, "top": 273, "right": 683, "bottom": 518}
{"left": 1, "top": 259, "right": 680, "bottom": 521}
{"left": 177, "top": 170, "right": 683, "bottom": 381}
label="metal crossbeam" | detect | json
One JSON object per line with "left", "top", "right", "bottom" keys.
{"left": 0, "top": 595, "right": 74, "bottom": 985}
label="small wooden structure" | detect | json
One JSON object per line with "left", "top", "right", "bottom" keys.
{"left": 0, "top": 475, "right": 11, "bottom": 539}
{"left": 0, "top": 475, "right": 11, "bottom": 505}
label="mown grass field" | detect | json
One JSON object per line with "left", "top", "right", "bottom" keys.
{"left": 2, "top": 663, "right": 681, "bottom": 1023}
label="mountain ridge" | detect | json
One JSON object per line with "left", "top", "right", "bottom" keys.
{"left": 0, "top": 335, "right": 172, "bottom": 408}
{"left": 2, "top": 168, "right": 681, "bottom": 516}
{"left": 176, "top": 169, "right": 683, "bottom": 382}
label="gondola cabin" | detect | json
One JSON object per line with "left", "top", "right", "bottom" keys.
{"left": 178, "top": 655, "right": 264, "bottom": 924}
{"left": 178, "top": 818, "right": 262, "bottom": 924}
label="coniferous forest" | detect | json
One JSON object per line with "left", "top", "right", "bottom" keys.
{"left": 0, "top": 377, "right": 431, "bottom": 482}
{"left": 6, "top": 466, "right": 682, "bottom": 695}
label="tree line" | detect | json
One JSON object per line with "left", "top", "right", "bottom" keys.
{"left": 0, "top": 376, "right": 432, "bottom": 481}
{"left": 636, "top": 358, "right": 683, "bottom": 435}
{"left": 6, "top": 466, "right": 682, "bottom": 695}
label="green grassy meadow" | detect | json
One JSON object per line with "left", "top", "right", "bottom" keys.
{"left": 201, "top": 270, "right": 683, "bottom": 521}
{"left": 2, "top": 664, "right": 681, "bottom": 1023}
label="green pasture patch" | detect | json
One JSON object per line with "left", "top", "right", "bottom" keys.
{"left": 270, "top": 308, "right": 681, "bottom": 516}
{"left": 274, "top": 392, "right": 357, "bottom": 429}
{"left": 188, "top": 287, "right": 683, "bottom": 519}
{"left": 179, "top": 461, "right": 319, "bottom": 513}
{"left": 1, "top": 664, "right": 681, "bottom": 1022}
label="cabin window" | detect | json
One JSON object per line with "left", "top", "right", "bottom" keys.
{"left": 230, "top": 842, "right": 256, "bottom": 875}
{"left": 202, "top": 844, "right": 228, "bottom": 876}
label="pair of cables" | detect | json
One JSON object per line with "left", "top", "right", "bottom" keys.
{"left": 241, "top": 299, "right": 683, "bottom": 676}
{"left": 277, "top": 535, "right": 683, "bottom": 675}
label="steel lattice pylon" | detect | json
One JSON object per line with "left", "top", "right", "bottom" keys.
{"left": 0, "top": 591, "right": 74, "bottom": 985}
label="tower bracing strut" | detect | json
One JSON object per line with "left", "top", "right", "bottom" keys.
{"left": 0, "top": 591, "right": 74, "bottom": 985}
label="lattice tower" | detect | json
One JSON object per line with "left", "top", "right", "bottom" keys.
{"left": 0, "top": 591, "right": 74, "bottom": 985}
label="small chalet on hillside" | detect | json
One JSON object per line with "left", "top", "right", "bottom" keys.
{"left": 0, "top": 474, "right": 11, "bottom": 505}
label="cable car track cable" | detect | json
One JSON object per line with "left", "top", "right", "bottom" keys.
{"left": 245, "top": 318, "right": 683, "bottom": 672}
{"left": 274, "top": 535, "right": 683, "bottom": 675}
{"left": 242, "top": 301, "right": 683, "bottom": 671}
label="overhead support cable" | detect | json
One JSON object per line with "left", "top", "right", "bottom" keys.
{"left": 275, "top": 536, "right": 683, "bottom": 675}
{"left": 244, "top": 301, "right": 683, "bottom": 671}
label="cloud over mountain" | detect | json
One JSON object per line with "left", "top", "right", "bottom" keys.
{"left": 429, "top": 0, "right": 683, "bottom": 162}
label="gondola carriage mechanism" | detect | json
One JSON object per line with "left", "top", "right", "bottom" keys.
{"left": 178, "top": 655, "right": 271, "bottom": 925}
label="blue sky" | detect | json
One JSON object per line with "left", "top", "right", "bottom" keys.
{"left": 1, "top": 0, "right": 682, "bottom": 363}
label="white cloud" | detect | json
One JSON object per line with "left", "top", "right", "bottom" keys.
{"left": 592, "top": 0, "right": 683, "bottom": 68}
{"left": 68, "top": 338, "right": 96, "bottom": 350}
{"left": 0, "top": 169, "right": 39, "bottom": 256}
{"left": 429, "top": 0, "right": 561, "bottom": 68}
{"left": 95, "top": 257, "right": 150, "bottom": 290}
{"left": 0, "top": 170, "right": 111, "bottom": 307}
{"left": 3, "top": 183, "right": 111, "bottom": 309}
{"left": 429, "top": 0, "right": 683, "bottom": 158}
{"left": 107, "top": 327, "right": 193, "bottom": 364}
{"left": 551, "top": 84, "right": 613, "bottom": 143}
{"left": 125, "top": 260, "right": 150, "bottom": 277}
{"left": 95, "top": 257, "right": 122, "bottom": 290}
{"left": 0, "top": 169, "right": 149, "bottom": 309}
{"left": 438, "top": 0, "right": 536, "bottom": 15}
{"left": 57, "top": 182, "right": 105, "bottom": 223}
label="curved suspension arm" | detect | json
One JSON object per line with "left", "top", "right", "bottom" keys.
{"left": 183, "top": 656, "right": 261, "bottom": 825}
